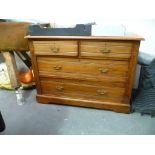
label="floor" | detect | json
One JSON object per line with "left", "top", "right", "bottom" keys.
{"left": 0, "top": 89, "right": 155, "bottom": 135}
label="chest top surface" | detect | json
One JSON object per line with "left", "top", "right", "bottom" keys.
{"left": 25, "top": 35, "right": 144, "bottom": 41}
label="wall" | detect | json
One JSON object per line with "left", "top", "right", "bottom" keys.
{"left": 120, "top": 19, "right": 155, "bottom": 56}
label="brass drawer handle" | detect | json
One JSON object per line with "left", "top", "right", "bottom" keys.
{"left": 51, "top": 47, "right": 60, "bottom": 53}
{"left": 53, "top": 65, "right": 62, "bottom": 70}
{"left": 100, "top": 48, "right": 111, "bottom": 54}
{"left": 56, "top": 86, "right": 64, "bottom": 92}
{"left": 97, "top": 90, "right": 107, "bottom": 95}
{"left": 99, "top": 68, "right": 109, "bottom": 74}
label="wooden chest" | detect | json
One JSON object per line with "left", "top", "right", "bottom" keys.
{"left": 26, "top": 36, "right": 144, "bottom": 113}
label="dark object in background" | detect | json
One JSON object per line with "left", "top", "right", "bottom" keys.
{"left": 132, "top": 88, "right": 155, "bottom": 117}
{"left": 132, "top": 56, "right": 155, "bottom": 117}
{"left": 15, "top": 51, "right": 32, "bottom": 69}
{"left": 28, "top": 23, "right": 94, "bottom": 36}
{"left": 0, "top": 112, "right": 5, "bottom": 132}
{"left": 0, "top": 19, "right": 7, "bottom": 22}
{"left": 139, "top": 59, "right": 155, "bottom": 90}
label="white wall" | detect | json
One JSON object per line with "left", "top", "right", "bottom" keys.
{"left": 104, "top": 19, "right": 155, "bottom": 56}
{"left": 120, "top": 19, "right": 155, "bottom": 56}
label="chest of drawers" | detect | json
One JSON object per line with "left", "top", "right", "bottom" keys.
{"left": 26, "top": 36, "right": 144, "bottom": 113}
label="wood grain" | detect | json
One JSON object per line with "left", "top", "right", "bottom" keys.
{"left": 40, "top": 77, "right": 126, "bottom": 99}
{"left": 25, "top": 35, "right": 144, "bottom": 41}
{"left": 2, "top": 51, "right": 20, "bottom": 89}
{"left": 37, "top": 57, "right": 129, "bottom": 78}
{"left": 28, "top": 41, "right": 42, "bottom": 94}
{"left": 0, "top": 22, "right": 30, "bottom": 51}
{"left": 27, "top": 36, "right": 143, "bottom": 113}
{"left": 80, "top": 41, "right": 132, "bottom": 59}
{"left": 33, "top": 41, "right": 78, "bottom": 56}
{"left": 36, "top": 94, "right": 130, "bottom": 113}
{"left": 126, "top": 41, "right": 140, "bottom": 99}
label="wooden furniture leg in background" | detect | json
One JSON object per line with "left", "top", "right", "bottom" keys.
{"left": 2, "top": 51, "right": 20, "bottom": 89}
{"left": 0, "top": 22, "right": 31, "bottom": 105}
{"left": 2, "top": 51, "right": 24, "bottom": 105}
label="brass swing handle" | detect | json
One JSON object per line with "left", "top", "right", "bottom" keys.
{"left": 100, "top": 48, "right": 111, "bottom": 54}
{"left": 56, "top": 86, "right": 64, "bottom": 92}
{"left": 51, "top": 47, "right": 60, "bottom": 53}
{"left": 53, "top": 65, "right": 62, "bottom": 70}
{"left": 97, "top": 89, "right": 107, "bottom": 95}
{"left": 98, "top": 68, "right": 109, "bottom": 74}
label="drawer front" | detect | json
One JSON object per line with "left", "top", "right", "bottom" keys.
{"left": 37, "top": 57, "right": 129, "bottom": 79}
{"left": 33, "top": 41, "right": 78, "bottom": 56}
{"left": 40, "top": 78, "right": 126, "bottom": 101}
{"left": 80, "top": 41, "right": 132, "bottom": 59}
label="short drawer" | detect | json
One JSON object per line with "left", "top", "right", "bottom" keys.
{"left": 40, "top": 77, "right": 126, "bottom": 101}
{"left": 37, "top": 57, "right": 129, "bottom": 79}
{"left": 80, "top": 41, "right": 132, "bottom": 59}
{"left": 33, "top": 41, "right": 78, "bottom": 56}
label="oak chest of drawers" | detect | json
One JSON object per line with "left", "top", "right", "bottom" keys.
{"left": 26, "top": 36, "right": 144, "bottom": 113}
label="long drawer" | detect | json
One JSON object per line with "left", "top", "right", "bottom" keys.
{"left": 37, "top": 57, "right": 129, "bottom": 80}
{"left": 33, "top": 41, "right": 78, "bottom": 56}
{"left": 40, "top": 77, "right": 127, "bottom": 103}
{"left": 80, "top": 41, "right": 132, "bottom": 59}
